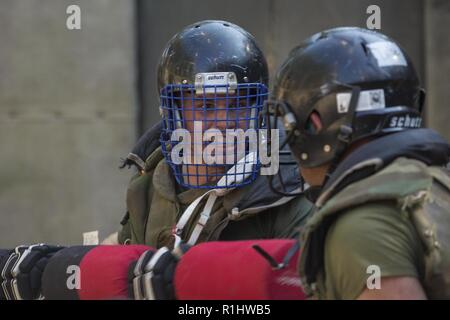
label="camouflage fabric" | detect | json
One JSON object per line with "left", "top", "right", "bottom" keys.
{"left": 298, "top": 157, "right": 450, "bottom": 299}
{"left": 119, "top": 147, "right": 314, "bottom": 249}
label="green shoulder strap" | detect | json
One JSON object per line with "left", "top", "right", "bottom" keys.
{"left": 299, "top": 157, "right": 446, "bottom": 297}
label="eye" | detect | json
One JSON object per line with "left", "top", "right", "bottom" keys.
{"left": 203, "top": 102, "right": 215, "bottom": 109}
{"left": 194, "top": 102, "right": 215, "bottom": 110}
{"left": 192, "top": 100, "right": 213, "bottom": 109}
{"left": 239, "top": 100, "right": 249, "bottom": 107}
{"left": 233, "top": 98, "right": 256, "bottom": 109}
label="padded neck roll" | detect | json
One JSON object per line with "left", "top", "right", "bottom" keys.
{"left": 174, "top": 239, "right": 306, "bottom": 300}
{"left": 42, "top": 245, "right": 151, "bottom": 300}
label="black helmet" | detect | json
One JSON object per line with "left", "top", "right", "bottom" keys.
{"left": 157, "top": 20, "right": 268, "bottom": 93}
{"left": 158, "top": 20, "right": 269, "bottom": 189}
{"left": 267, "top": 27, "right": 425, "bottom": 168}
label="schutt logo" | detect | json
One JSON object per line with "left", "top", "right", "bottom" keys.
{"left": 207, "top": 75, "right": 225, "bottom": 81}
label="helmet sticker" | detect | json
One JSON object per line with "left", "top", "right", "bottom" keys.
{"left": 337, "top": 92, "right": 352, "bottom": 113}
{"left": 356, "top": 89, "right": 386, "bottom": 112}
{"left": 367, "top": 41, "right": 407, "bottom": 67}
{"left": 337, "top": 89, "right": 385, "bottom": 113}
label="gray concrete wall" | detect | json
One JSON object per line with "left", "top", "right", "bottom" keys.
{"left": 1, "top": 0, "right": 448, "bottom": 247}
{"left": 0, "top": 0, "right": 136, "bottom": 246}
{"left": 425, "top": 0, "right": 450, "bottom": 140}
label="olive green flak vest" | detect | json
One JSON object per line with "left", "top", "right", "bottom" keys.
{"left": 298, "top": 157, "right": 450, "bottom": 299}
{"left": 119, "top": 147, "right": 314, "bottom": 249}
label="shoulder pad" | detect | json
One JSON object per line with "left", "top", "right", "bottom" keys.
{"left": 120, "top": 121, "right": 163, "bottom": 171}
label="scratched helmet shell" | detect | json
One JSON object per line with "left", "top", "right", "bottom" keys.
{"left": 158, "top": 20, "right": 269, "bottom": 189}
{"left": 268, "top": 27, "right": 424, "bottom": 168}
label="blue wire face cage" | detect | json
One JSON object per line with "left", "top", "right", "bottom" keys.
{"left": 160, "top": 72, "right": 268, "bottom": 189}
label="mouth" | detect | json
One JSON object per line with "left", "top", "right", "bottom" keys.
{"left": 186, "top": 141, "right": 250, "bottom": 165}
{"left": 216, "top": 144, "right": 247, "bottom": 164}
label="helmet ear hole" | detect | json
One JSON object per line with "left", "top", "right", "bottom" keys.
{"left": 418, "top": 88, "right": 426, "bottom": 114}
{"left": 305, "top": 111, "right": 323, "bottom": 134}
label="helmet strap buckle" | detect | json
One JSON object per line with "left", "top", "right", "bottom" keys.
{"left": 338, "top": 125, "right": 353, "bottom": 144}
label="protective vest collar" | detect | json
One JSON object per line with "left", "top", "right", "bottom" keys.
{"left": 318, "top": 128, "right": 450, "bottom": 207}
{"left": 121, "top": 121, "right": 163, "bottom": 171}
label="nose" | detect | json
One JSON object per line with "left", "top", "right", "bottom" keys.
{"left": 205, "top": 100, "right": 237, "bottom": 131}
{"left": 215, "top": 108, "right": 236, "bottom": 130}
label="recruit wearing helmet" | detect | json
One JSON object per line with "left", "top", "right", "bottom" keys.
{"left": 266, "top": 27, "right": 425, "bottom": 170}
{"left": 158, "top": 20, "right": 269, "bottom": 189}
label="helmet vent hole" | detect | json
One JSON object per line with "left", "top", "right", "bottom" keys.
{"left": 194, "top": 25, "right": 201, "bottom": 28}
{"left": 223, "top": 23, "right": 230, "bottom": 27}
{"left": 361, "top": 42, "right": 369, "bottom": 56}
{"left": 318, "top": 33, "right": 328, "bottom": 41}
